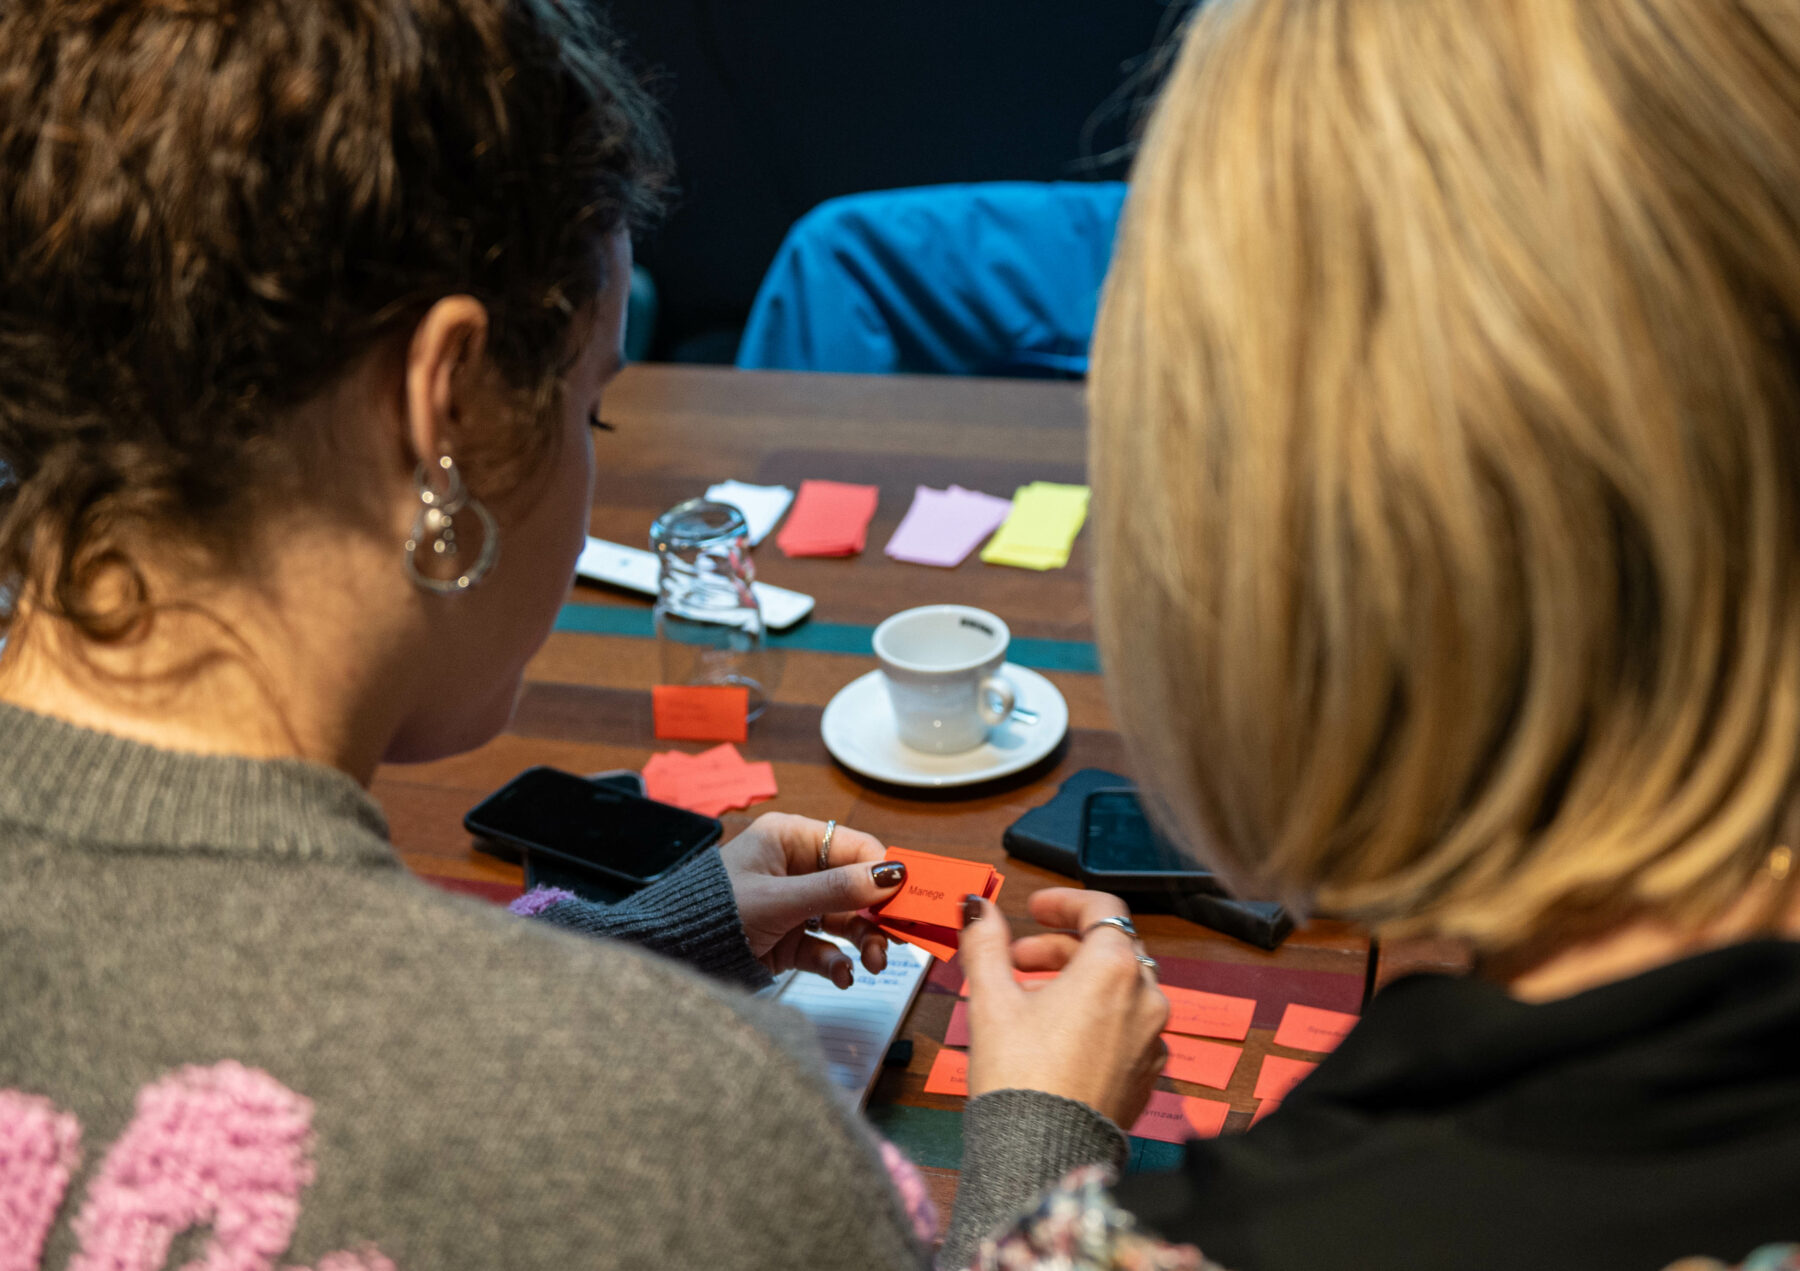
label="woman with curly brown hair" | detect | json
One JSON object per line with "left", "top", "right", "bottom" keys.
{"left": 0, "top": 3, "right": 1169, "bottom": 1267}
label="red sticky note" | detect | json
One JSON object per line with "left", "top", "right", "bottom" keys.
{"left": 945, "top": 999, "right": 972, "bottom": 1048}
{"left": 651, "top": 685, "right": 749, "bottom": 742}
{"left": 642, "top": 744, "right": 778, "bottom": 818}
{"left": 775, "top": 480, "right": 880, "bottom": 558}
{"left": 1253, "top": 1054, "right": 1317, "bottom": 1102}
{"left": 1130, "top": 1091, "right": 1230, "bottom": 1144}
{"left": 1161, "top": 1035, "right": 1242, "bottom": 1090}
{"left": 1273, "top": 1003, "right": 1358, "bottom": 1053}
{"left": 923, "top": 1047, "right": 969, "bottom": 1096}
{"left": 1161, "top": 985, "right": 1257, "bottom": 1041}
{"left": 1250, "top": 1099, "right": 1281, "bottom": 1127}
{"left": 872, "top": 848, "right": 998, "bottom": 929}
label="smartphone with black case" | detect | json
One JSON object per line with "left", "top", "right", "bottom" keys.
{"left": 464, "top": 766, "right": 721, "bottom": 892}
{"left": 1079, "top": 788, "right": 1294, "bottom": 950}
{"left": 471, "top": 769, "right": 645, "bottom": 864}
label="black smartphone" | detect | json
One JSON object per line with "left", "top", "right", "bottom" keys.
{"left": 1079, "top": 788, "right": 1218, "bottom": 889}
{"left": 1079, "top": 788, "right": 1293, "bottom": 949}
{"left": 471, "top": 769, "right": 645, "bottom": 863}
{"left": 464, "top": 766, "right": 721, "bottom": 890}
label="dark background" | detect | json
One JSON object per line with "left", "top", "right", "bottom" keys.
{"left": 604, "top": 0, "right": 1185, "bottom": 362}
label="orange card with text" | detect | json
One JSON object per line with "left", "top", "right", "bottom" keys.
{"left": 1130, "top": 1091, "right": 1230, "bottom": 1144}
{"left": 873, "top": 848, "right": 1000, "bottom": 927}
{"left": 1161, "top": 1034, "right": 1243, "bottom": 1090}
{"left": 1273, "top": 1003, "right": 1358, "bottom": 1053}
{"left": 1161, "top": 985, "right": 1256, "bottom": 1041}
{"left": 652, "top": 685, "right": 749, "bottom": 742}
{"left": 1253, "top": 1054, "right": 1317, "bottom": 1102}
{"left": 924, "top": 1047, "right": 969, "bottom": 1096}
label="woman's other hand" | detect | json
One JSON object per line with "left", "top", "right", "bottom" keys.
{"left": 960, "top": 887, "right": 1171, "bottom": 1129}
{"left": 720, "top": 813, "right": 905, "bottom": 987}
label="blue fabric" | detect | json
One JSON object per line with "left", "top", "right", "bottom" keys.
{"left": 737, "top": 181, "right": 1127, "bottom": 377}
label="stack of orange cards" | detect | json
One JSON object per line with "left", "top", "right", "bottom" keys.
{"left": 867, "top": 847, "right": 1004, "bottom": 962}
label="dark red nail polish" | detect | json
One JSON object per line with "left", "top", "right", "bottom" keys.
{"left": 963, "top": 894, "right": 983, "bottom": 925}
{"left": 871, "top": 861, "right": 906, "bottom": 889}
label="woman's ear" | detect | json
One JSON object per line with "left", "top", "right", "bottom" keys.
{"left": 402, "top": 297, "right": 491, "bottom": 465}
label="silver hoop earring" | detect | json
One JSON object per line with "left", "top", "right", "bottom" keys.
{"left": 404, "top": 455, "right": 499, "bottom": 594}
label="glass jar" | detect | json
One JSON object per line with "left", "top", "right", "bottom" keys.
{"left": 650, "top": 498, "right": 771, "bottom": 719}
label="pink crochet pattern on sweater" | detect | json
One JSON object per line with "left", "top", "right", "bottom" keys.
{"left": 2, "top": 1064, "right": 392, "bottom": 1271}
{"left": 0, "top": 1091, "right": 81, "bottom": 1271}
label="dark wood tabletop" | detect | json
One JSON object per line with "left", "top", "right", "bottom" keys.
{"left": 371, "top": 364, "right": 1461, "bottom": 1225}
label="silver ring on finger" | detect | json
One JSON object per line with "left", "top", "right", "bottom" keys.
{"left": 808, "top": 820, "right": 838, "bottom": 932}
{"left": 1082, "top": 915, "right": 1140, "bottom": 941}
{"left": 1136, "top": 953, "right": 1160, "bottom": 978}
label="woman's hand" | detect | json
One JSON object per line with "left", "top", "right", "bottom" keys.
{"left": 719, "top": 813, "right": 906, "bottom": 988}
{"left": 959, "top": 887, "right": 1170, "bottom": 1130}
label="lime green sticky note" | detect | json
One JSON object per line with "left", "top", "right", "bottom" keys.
{"left": 980, "top": 482, "right": 1091, "bottom": 570}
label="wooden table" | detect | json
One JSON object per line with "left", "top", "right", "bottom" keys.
{"left": 372, "top": 365, "right": 1458, "bottom": 1224}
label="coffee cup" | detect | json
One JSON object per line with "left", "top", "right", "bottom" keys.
{"left": 872, "top": 605, "right": 1017, "bottom": 754}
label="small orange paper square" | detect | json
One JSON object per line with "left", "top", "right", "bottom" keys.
{"left": 1253, "top": 1054, "right": 1317, "bottom": 1102}
{"left": 923, "top": 1046, "right": 969, "bottom": 1096}
{"left": 1272, "top": 1003, "right": 1358, "bottom": 1053}
{"left": 652, "top": 685, "right": 749, "bottom": 743}
{"left": 1161, "top": 985, "right": 1257, "bottom": 1042}
{"left": 1161, "top": 1034, "right": 1243, "bottom": 1090}
{"left": 1130, "top": 1091, "right": 1230, "bottom": 1143}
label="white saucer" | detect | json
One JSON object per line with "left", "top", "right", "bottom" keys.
{"left": 820, "top": 663, "right": 1070, "bottom": 789}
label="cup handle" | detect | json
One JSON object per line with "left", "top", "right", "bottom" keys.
{"left": 977, "top": 675, "right": 1017, "bottom": 727}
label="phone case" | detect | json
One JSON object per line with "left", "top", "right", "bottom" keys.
{"left": 1001, "top": 768, "right": 1132, "bottom": 878}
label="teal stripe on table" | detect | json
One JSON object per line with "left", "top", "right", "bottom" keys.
{"left": 553, "top": 603, "right": 1101, "bottom": 675}
{"left": 859, "top": 1104, "right": 1190, "bottom": 1173}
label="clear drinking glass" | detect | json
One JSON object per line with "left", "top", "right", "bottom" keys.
{"left": 650, "top": 498, "right": 770, "bottom": 719}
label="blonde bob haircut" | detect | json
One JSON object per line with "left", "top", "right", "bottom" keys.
{"left": 1092, "top": 0, "right": 1800, "bottom": 949}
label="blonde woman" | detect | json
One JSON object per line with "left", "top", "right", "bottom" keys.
{"left": 948, "top": 0, "right": 1800, "bottom": 1268}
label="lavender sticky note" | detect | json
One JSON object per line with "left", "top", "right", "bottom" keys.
{"left": 884, "top": 485, "right": 1014, "bottom": 568}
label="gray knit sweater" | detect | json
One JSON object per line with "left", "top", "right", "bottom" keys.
{"left": 0, "top": 702, "right": 1124, "bottom": 1269}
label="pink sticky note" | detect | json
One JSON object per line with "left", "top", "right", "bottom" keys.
{"left": 1161, "top": 1035, "right": 1242, "bottom": 1090}
{"left": 1161, "top": 985, "right": 1257, "bottom": 1041}
{"left": 1253, "top": 1055, "right": 1317, "bottom": 1102}
{"left": 945, "top": 1000, "right": 972, "bottom": 1048}
{"left": 1130, "top": 1091, "right": 1230, "bottom": 1144}
{"left": 884, "top": 485, "right": 1014, "bottom": 568}
{"left": 1273, "top": 1003, "right": 1359, "bottom": 1053}
{"left": 924, "top": 1047, "right": 969, "bottom": 1097}
{"left": 775, "top": 480, "right": 880, "bottom": 557}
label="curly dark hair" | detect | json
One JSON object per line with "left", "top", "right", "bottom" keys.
{"left": 0, "top": 0, "right": 669, "bottom": 639}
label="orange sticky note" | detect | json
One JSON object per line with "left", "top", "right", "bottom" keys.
{"left": 775, "top": 480, "right": 881, "bottom": 558}
{"left": 877, "top": 915, "right": 962, "bottom": 963}
{"left": 1253, "top": 1054, "right": 1317, "bottom": 1102}
{"left": 1273, "top": 1003, "right": 1358, "bottom": 1053}
{"left": 873, "top": 848, "right": 999, "bottom": 928}
{"left": 1161, "top": 985, "right": 1256, "bottom": 1041}
{"left": 642, "top": 743, "right": 777, "bottom": 818}
{"left": 1130, "top": 1091, "right": 1230, "bottom": 1143}
{"left": 1012, "top": 969, "right": 1057, "bottom": 988}
{"left": 923, "top": 1046, "right": 969, "bottom": 1096}
{"left": 652, "top": 685, "right": 749, "bottom": 742}
{"left": 1250, "top": 1098, "right": 1281, "bottom": 1127}
{"left": 1161, "top": 1035, "right": 1242, "bottom": 1090}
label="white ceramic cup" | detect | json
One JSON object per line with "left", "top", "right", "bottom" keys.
{"left": 872, "top": 605, "right": 1017, "bottom": 754}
